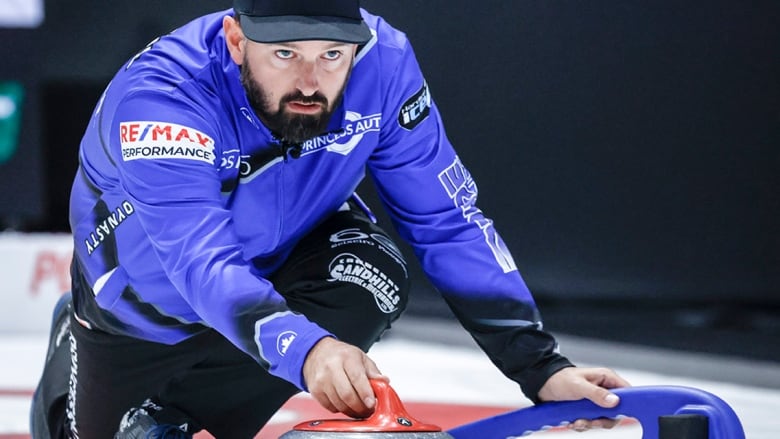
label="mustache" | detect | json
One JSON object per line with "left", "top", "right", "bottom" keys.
{"left": 280, "top": 90, "right": 328, "bottom": 106}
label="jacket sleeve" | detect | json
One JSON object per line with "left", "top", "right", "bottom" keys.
{"left": 108, "top": 90, "right": 331, "bottom": 390}
{"left": 368, "top": 40, "right": 574, "bottom": 402}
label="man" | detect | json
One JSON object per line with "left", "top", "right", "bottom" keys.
{"left": 31, "top": 0, "right": 629, "bottom": 437}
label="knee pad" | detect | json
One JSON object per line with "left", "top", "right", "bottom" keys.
{"left": 269, "top": 206, "right": 412, "bottom": 349}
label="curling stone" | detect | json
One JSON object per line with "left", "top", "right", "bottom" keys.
{"left": 279, "top": 379, "right": 454, "bottom": 439}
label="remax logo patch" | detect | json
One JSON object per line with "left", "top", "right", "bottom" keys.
{"left": 120, "top": 121, "right": 216, "bottom": 165}
{"left": 398, "top": 80, "right": 431, "bottom": 130}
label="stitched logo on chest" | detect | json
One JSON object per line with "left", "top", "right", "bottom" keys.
{"left": 299, "top": 111, "right": 381, "bottom": 157}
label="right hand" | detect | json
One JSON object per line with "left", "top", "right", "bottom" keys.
{"left": 302, "top": 336, "right": 388, "bottom": 418}
{"left": 538, "top": 366, "right": 631, "bottom": 432}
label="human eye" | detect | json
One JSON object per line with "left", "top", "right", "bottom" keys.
{"left": 275, "top": 49, "right": 294, "bottom": 59}
{"left": 323, "top": 50, "right": 342, "bottom": 61}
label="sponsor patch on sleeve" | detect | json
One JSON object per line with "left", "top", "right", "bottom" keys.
{"left": 119, "top": 121, "right": 216, "bottom": 165}
{"left": 397, "top": 80, "right": 431, "bottom": 130}
{"left": 438, "top": 156, "right": 518, "bottom": 273}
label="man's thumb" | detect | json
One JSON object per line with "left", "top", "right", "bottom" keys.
{"left": 589, "top": 386, "right": 620, "bottom": 408}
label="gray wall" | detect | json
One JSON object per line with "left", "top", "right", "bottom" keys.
{"left": 1, "top": 1, "right": 777, "bottom": 306}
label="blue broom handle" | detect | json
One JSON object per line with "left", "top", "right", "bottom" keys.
{"left": 447, "top": 385, "right": 745, "bottom": 439}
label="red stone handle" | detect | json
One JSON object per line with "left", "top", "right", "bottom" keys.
{"left": 291, "top": 379, "right": 444, "bottom": 433}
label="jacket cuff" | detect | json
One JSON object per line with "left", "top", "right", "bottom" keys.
{"left": 254, "top": 312, "right": 333, "bottom": 391}
{"left": 520, "top": 355, "right": 575, "bottom": 404}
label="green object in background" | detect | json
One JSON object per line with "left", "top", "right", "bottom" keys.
{"left": 0, "top": 81, "right": 24, "bottom": 164}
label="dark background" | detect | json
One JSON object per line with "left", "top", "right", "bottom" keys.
{"left": 1, "top": 1, "right": 778, "bottom": 361}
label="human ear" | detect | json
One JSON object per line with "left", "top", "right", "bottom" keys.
{"left": 223, "top": 15, "right": 245, "bottom": 65}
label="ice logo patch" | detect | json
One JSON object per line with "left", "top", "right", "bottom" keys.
{"left": 276, "top": 331, "right": 297, "bottom": 356}
{"left": 299, "top": 111, "right": 381, "bottom": 157}
{"left": 398, "top": 80, "right": 431, "bottom": 130}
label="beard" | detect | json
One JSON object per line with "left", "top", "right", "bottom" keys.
{"left": 240, "top": 58, "right": 348, "bottom": 145}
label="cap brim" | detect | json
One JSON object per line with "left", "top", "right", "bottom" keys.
{"left": 240, "top": 15, "right": 372, "bottom": 44}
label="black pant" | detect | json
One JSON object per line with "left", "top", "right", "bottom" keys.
{"left": 66, "top": 207, "right": 409, "bottom": 438}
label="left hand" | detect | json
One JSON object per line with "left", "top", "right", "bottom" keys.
{"left": 537, "top": 366, "right": 631, "bottom": 432}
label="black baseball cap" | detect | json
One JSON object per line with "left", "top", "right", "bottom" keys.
{"left": 234, "top": 0, "right": 372, "bottom": 44}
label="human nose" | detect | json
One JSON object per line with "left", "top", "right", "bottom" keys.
{"left": 296, "top": 61, "right": 319, "bottom": 96}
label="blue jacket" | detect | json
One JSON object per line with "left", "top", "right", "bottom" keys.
{"left": 69, "top": 9, "right": 571, "bottom": 401}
